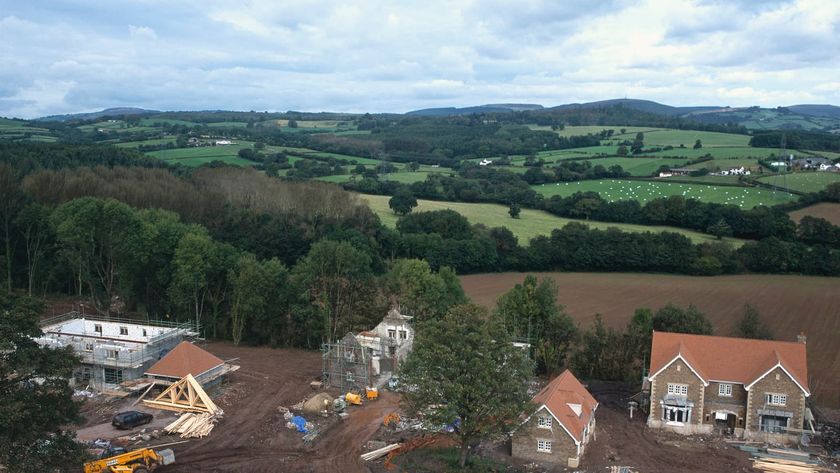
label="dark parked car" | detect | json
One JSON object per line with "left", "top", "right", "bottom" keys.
{"left": 112, "top": 411, "right": 153, "bottom": 429}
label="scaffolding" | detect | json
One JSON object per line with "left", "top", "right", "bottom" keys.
{"left": 322, "top": 333, "right": 373, "bottom": 393}
{"left": 37, "top": 311, "right": 199, "bottom": 390}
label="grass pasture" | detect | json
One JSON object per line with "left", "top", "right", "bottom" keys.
{"left": 757, "top": 172, "right": 840, "bottom": 194}
{"left": 460, "top": 272, "right": 840, "bottom": 406}
{"left": 360, "top": 194, "right": 744, "bottom": 245}
{"left": 146, "top": 141, "right": 256, "bottom": 166}
{"left": 623, "top": 129, "right": 750, "bottom": 148}
{"left": 578, "top": 157, "right": 690, "bottom": 176}
{"left": 533, "top": 179, "right": 796, "bottom": 208}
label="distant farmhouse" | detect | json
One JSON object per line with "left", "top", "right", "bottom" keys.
{"left": 647, "top": 331, "right": 810, "bottom": 442}
{"left": 512, "top": 370, "right": 598, "bottom": 468}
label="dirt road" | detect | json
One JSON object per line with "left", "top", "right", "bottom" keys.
{"left": 163, "top": 342, "right": 399, "bottom": 472}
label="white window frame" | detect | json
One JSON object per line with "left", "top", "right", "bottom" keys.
{"left": 345, "top": 371, "right": 354, "bottom": 382}
{"left": 537, "top": 439, "right": 552, "bottom": 453}
{"left": 537, "top": 415, "right": 552, "bottom": 429}
{"left": 84, "top": 343, "right": 94, "bottom": 352}
{"left": 119, "top": 326, "right": 128, "bottom": 335}
{"left": 718, "top": 383, "right": 733, "bottom": 397}
{"left": 106, "top": 349, "right": 119, "bottom": 359}
{"left": 765, "top": 393, "right": 787, "bottom": 406}
{"left": 667, "top": 383, "right": 688, "bottom": 395}
{"left": 94, "top": 324, "right": 102, "bottom": 334}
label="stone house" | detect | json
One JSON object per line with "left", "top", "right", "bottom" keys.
{"left": 512, "top": 370, "right": 598, "bottom": 468}
{"left": 647, "top": 331, "right": 810, "bottom": 442}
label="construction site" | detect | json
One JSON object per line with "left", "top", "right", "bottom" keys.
{"left": 40, "top": 310, "right": 837, "bottom": 473}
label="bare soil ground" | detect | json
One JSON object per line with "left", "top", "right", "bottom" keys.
{"left": 789, "top": 202, "right": 840, "bottom": 226}
{"left": 363, "top": 383, "right": 755, "bottom": 473}
{"left": 461, "top": 272, "right": 840, "bottom": 407}
{"left": 136, "top": 341, "right": 400, "bottom": 473}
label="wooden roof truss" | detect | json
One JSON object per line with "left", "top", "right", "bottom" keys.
{"left": 142, "top": 373, "right": 222, "bottom": 414}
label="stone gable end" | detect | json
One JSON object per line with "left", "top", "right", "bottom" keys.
{"left": 512, "top": 406, "right": 577, "bottom": 465}
{"left": 746, "top": 366, "right": 806, "bottom": 433}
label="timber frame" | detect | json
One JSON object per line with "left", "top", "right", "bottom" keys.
{"left": 142, "top": 373, "right": 221, "bottom": 414}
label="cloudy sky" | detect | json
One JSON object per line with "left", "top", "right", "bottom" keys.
{"left": 1, "top": 0, "right": 839, "bottom": 118}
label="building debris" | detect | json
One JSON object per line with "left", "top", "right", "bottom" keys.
{"left": 360, "top": 443, "right": 402, "bottom": 462}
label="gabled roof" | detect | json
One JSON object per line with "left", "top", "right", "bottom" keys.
{"left": 145, "top": 341, "right": 224, "bottom": 379}
{"left": 531, "top": 370, "right": 598, "bottom": 443}
{"left": 649, "top": 331, "right": 809, "bottom": 396}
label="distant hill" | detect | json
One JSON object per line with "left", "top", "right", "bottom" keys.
{"left": 407, "top": 103, "right": 543, "bottom": 116}
{"left": 786, "top": 104, "right": 840, "bottom": 119}
{"left": 37, "top": 107, "right": 159, "bottom": 122}
{"left": 548, "top": 98, "right": 722, "bottom": 116}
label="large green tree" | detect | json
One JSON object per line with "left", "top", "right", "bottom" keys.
{"left": 229, "top": 254, "right": 286, "bottom": 345}
{"left": 494, "top": 275, "right": 576, "bottom": 374}
{"left": 652, "top": 303, "right": 713, "bottom": 335}
{"left": 400, "top": 304, "right": 533, "bottom": 468}
{"left": 15, "top": 203, "right": 54, "bottom": 296}
{"left": 0, "top": 163, "right": 24, "bottom": 292}
{"left": 292, "top": 240, "right": 378, "bottom": 341}
{"left": 384, "top": 259, "right": 466, "bottom": 322}
{"left": 388, "top": 188, "right": 418, "bottom": 216}
{"left": 51, "top": 198, "right": 145, "bottom": 314}
{"left": 733, "top": 304, "right": 773, "bottom": 340}
{"left": 0, "top": 292, "right": 86, "bottom": 471}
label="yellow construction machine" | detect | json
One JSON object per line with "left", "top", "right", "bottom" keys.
{"left": 345, "top": 392, "right": 363, "bottom": 405}
{"left": 83, "top": 447, "right": 175, "bottom": 473}
{"left": 365, "top": 387, "right": 379, "bottom": 401}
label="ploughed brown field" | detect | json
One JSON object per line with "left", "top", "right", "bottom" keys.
{"left": 788, "top": 202, "right": 840, "bottom": 226}
{"left": 460, "top": 272, "right": 840, "bottom": 407}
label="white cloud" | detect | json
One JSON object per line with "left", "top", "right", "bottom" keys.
{"left": 0, "top": 0, "right": 838, "bottom": 118}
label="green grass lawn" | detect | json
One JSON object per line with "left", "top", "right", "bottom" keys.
{"left": 116, "top": 137, "right": 178, "bottom": 148}
{"left": 686, "top": 158, "right": 762, "bottom": 170}
{"left": 575, "top": 157, "right": 690, "bottom": 176}
{"left": 360, "top": 194, "right": 745, "bottom": 246}
{"left": 146, "top": 141, "right": 256, "bottom": 166}
{"left": 318, "top": 171, "right": 438, "bottom": 184}
{"left": 757, "top": 172, "right": 840, "bottom": 193}
{"left": 533, "top": 179, "right": 797, "bottom": 208}
{"left": 621, "top": 129, "right": 750, "bottom": 147}
{"left": 207, "top": 121, "right": 249, "bottom": 128}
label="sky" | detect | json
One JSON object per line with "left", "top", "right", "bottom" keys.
{"left": 1, "top": 0, "right": 839, "bottom": 118}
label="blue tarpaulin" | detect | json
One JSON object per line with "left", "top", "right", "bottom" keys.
{"left": 291, "top": 416, "right": 308, "bottom": 433}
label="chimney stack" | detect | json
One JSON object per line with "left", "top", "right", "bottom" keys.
{"left": 796, "top": 332, "right": 807, "bottom": 344}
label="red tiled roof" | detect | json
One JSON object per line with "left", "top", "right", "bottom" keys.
{"left": 649, "top": 331, "right": 809, "bottom": 394}
{"left": 145, "top": 341, "right": 224, "bottom": 379}
{"left": 531, "top": 370, "right": 598, "bottom": 443}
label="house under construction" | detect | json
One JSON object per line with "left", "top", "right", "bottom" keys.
{"left": 37, "top": 312, "right": 198, "bottom": 391}
{"left": 322, "top": 308, "right": 414, "bottom": 392}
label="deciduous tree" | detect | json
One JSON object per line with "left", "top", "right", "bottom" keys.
{"left": 400, "top": 304, "right": 533, "bottom": 468}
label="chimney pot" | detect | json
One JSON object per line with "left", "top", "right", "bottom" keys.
{"left": 796, "top": 332, "right": 807, "bottom": 344}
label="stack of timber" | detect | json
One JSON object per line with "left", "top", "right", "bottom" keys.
{"left": 360, "top": 443, "right": 402, "bottom": 462}
{"left": 749, "top": 448, "right": 830, "bottom": 473}
{"left": 164, "top": 413, "right": 218, "bottom": 438}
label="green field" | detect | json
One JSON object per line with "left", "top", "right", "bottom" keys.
{"left": 612, "top": 129, "right": 750, "bottom": 147}
{"left": 578, "top": 157, "right": 690, "bottom": 176}
{"left": 530, "top": 125, "right": 662, "bottom": 138}
{"left": 207, "top": 121, "right": 249, "bottom": 128}
{"left": 757, "top": 172, "right": 840, "bottom": 193}
{"left": 360, "top": 194, "right": 745, "bottom": 246}
{"left": 318, "top": 171, "right": 439, "bottom": 184}
{"left": 686, "top": 158, "right": 762, "bottom": 170}
{"left": 116, "top": 137, "right": 178, "bottom": 148}
{"left": 645, "top": 146, "right": 785, "bottom": 159}
{"left": 146, "top": 141, "right": 256, "bottom": 166}
{"left": 533, "top": 179, "right": 797, "bottom": 208}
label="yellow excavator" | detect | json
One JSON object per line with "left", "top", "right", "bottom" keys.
{"left": 83, "top": 447, "right": 175, "bottom": 473}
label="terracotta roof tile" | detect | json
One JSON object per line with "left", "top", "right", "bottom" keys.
{"left": 531, "top": 370, "right": 598, "bottom": 443}
{"left": 649, "top": 331, "right": 809, "bottom": 394}
{"left": 145, "top": 341, "right": 224, "bottom": 379}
